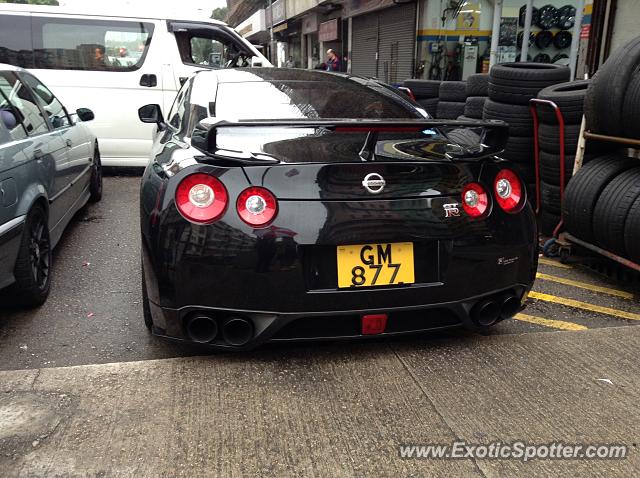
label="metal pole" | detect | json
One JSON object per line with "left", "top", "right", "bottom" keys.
{"left": 569, "top": 0, "right": 585, "bottom": 80}
{"left": 268, "top": 0, "right": 274, "bottom": 64}
{"left": 520, "top": 0, "right": 533, "bottom": 62}
{"left": 489, "top": 0, "right": 503, "bottom": 68}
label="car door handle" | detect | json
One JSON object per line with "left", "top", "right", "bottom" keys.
{"left": 34, "top": 148, "right": 43, "bottom": 159}
{"left": 140, "top": 74, "right": 158, "bottom": 87}
{"left": 66, "top": 139, "right": 72, "bottom": 148}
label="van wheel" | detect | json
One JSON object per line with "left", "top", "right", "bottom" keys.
{"left": 89, "top": 147, "right": 102, "bottom": 202}
{"left": 9, "top": 204, "right": 52, "bottom": 308}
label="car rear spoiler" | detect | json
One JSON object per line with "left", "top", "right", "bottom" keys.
{"left": 191, "top": 118, "right": 509, "bottom": 164}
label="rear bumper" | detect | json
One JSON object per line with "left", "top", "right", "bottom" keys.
{"left": 147, "top": 284, "right": 529, "bottom": 351}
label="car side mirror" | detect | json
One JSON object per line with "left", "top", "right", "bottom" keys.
{"left": 138, "top": 104, "right": 165, "bottom": 129}
{"left": 76, "top": 108, "right": 94, "bottom": 122}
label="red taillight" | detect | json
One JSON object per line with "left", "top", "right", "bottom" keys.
{"left": 461, "top": 182, "right": 489, "bottom": 218}
{"left": 494, "top": 169, "right": 524, "bottom": 213}
{"left": 237, "top": 187, "right": 278, "bottom": 227}
{"left": 175, "top": 173, "right": 228, "bottom": 224}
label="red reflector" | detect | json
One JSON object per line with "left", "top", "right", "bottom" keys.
{"left": 361, "top": 314, "right": 388, "bottom": 335}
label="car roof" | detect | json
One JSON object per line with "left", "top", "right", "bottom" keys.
{"left": 0, "top": 3, "right": 226, "bottom": 25}
{"left": 0, "top": 63, "right": 24, "bottom": 73}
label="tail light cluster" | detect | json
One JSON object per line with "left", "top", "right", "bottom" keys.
{"left": 461, "top": 169, "right": 525, "bottom": 218}
{"left": 175, "top": 174, "right": 278, "bottom": 227}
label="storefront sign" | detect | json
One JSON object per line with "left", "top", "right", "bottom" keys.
{"left": 457, "top": 1, "right": 480, "bottom": 31}
{"left": 302, "top": 14, "right": 318, "bottom": 34}
{"left": 343, "top": 0, "right": 395, "bottom": 18}
{"left": 238, "top": 24, "right": 253, "bottom": 36}
{"left": 319, "top": 19, "right": 339, "bottom": 42}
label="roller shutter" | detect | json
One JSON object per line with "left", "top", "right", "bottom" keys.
{"left": 351, "top": 12, "right": 378, "bottom": 78}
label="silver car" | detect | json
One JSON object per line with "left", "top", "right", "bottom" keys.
{"left": 0, "top": 64, "right": 102, "bottom": 307}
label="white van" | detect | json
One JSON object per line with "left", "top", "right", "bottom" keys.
{"left": 0, "top": 4, "right": 271, "bottom": 166}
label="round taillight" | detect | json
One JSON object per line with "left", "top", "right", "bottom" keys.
{"left": 494, "top": 169, "right": 524, "bottom": 213}
{"left": 237, "top": 187, "right": 278, "bottom": 227}
{"left": 461, "top": 182, "right": 489, "bottom": 218}
{"left": 175, "top": 173, "right": 228, "bottom": 224}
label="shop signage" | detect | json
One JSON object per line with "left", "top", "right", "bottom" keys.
{"left": 343, "top": 0, "right": 394, "bottom": 18}
{"left": 302, "top": 13, "right": 318, "bottom": 34}
{"left": 319, "top": 19, "right": 339, "bottom": 42}
{"left": 272, "top": 0, "right": 286, "bottom": 25}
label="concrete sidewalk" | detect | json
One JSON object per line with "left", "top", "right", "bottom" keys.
{"left": 1, "top": 327, "right": 638, "bottom": 477}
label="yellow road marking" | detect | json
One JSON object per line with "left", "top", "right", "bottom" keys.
{"left": 514, "top": 313, "right": 588, "bottom": 331}
{"left": 528, "top": 291, "right": 640, "bottom": 321}
{"left": 536, "top": 272, "right": 634, "bottom": 300}
{"left": 538, "top": 257, "right": 571, "bottom": 269}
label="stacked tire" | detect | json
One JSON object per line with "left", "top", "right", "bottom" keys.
{"left": 535, "top": 80, "right": 591, "bottom": 234}
{"left": 459, "top": 73, "right": 489, "bottom": 121}
{"left": 484, "top": 63, "right": 570, "bottom": 210}
{"left": 563, "top": 155, "right": 640, "bottom": 262}
{"left": 403, "top": 79, "right": 440, "bottom": 117}
{"left": 437, "top": 81, "right": 467, "bottom": 119}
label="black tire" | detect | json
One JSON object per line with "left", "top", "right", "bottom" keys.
{"left": 141, "top": 262, "right": 153, "bottom": 330}
{"left": 466, "top": 74, "right": 489, "bottom": 96}
{"left": 539, "top": 209, "right": 561, "bottom": 237}
{"left": 562, "top": 154, "right": 638, "bottom": 243}
{"left": 535, "top": 30, "right": 554, "bottom": 49}
{"left": 445, "top": 128, "right": 481, "bottom": 146}
{"left": 417, "top": 97, "right": 438, "bottom": 117}
{"left": 538, "top": 123, "right": 581, "bottom": 154}
{"left": 624, "top": 196, "right": 640, "bottom": 262}
{"left": 8, "top": 204, "right": 52, "bottom": 307}
{"left": 464, "top": 96, "right": 486, "bottom": 119}
{"left": 483, "top": 99, "right": 533, "bottom": 136}
{"left": 89, "top": 146, "right": 102, "bottom": 202}
{"left": 509, "top": 162, "right": 536, "bottom": 186}
{"left": 404, "top": 79, "right": 440, "bottom": 98}
{"left": 489, "top": 80, "right": 563, "bottom": 105}
{"left": 621, "top": 69, "right": 640, "bottom": 139}
{"left": 537, "top": 79, "right": 590, "bottom": 124}
{"left": 439, "top": 81, "right": 467, "bottom": 102}
{"left": 592, "top": 168, "right": 640, "bottom": 255}
{"left": 500, "top": 135, "right": 534, "bottom": 163}
{"left": 585, "top": 36, "right": 640, "bottom": 135}
{"left": 437, "top": 101, "right": 466, "bottom": 119}
{"left": 540, "top": 181, "right": 561, "bottom": 214}
{"left": 539, "top": 151, "right": 578, "bottom": 185}
{"left": 490, "top": 62, "right": 570, "bottom": 83}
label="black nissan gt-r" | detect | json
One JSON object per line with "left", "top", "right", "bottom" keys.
{"left": 138, "top": 68, "right": 537, "bottom": 350}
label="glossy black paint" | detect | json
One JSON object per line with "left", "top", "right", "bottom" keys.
{"left": 140, "top": 69, "right": 538, "bottom": 350}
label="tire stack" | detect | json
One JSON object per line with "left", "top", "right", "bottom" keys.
{"left": 403, "top": 79, "right": 440, "bottom": 117}
{"left": 535, "top": 80, "right": 590, "bottom": 235}
{"left": 562, "top": 35, "right": 640, "bottom": 262}
{"left": 483, "top": 62, "right": 570, "bottom": 205}
{"left": 459, "top": 74, "right": 488, "bottom": 121}
{"left": 437, "top": 81, "right": 467, "bottom": 119}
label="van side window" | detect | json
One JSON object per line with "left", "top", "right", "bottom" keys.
{"left": 0, "top": 15, "right": 34, "bottom": 68}
{"left": 0, "top": 72, "right": 48, "bottom": 137}
{"left": 31, "top": 17, "right": 154, "bottom": 72}
{"left": 172, "top": 25, "right": 250, "bottom": 68}
{"left": 20, "top": 73, "right": 71, "bottom": 129}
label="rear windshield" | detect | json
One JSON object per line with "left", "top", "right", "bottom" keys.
{"left": 215, "top": 80, "right": 421, "bottom": 120}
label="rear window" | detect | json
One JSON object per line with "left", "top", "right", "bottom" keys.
{"left": 31, "top": 17, "right": 154, "bottom": 71}
{"left": 215, "top": 80, "right": 420, "bottom": 120}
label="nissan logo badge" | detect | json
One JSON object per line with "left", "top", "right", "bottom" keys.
{"left": 362, "top": 173, "right": 386, "bottom": 194}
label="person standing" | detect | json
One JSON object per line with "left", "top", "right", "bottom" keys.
{"left": 325, "top": 49, "right": 340, "bottom": 71}
{"left": 285, "top": 55, "right": 295, "bottom": 68}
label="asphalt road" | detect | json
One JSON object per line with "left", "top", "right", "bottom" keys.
{"left": 0, "top": 174, "right": 638, "bottom": 371}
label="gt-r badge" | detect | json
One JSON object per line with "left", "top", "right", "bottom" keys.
{"left": 443, "top": 203, "right": 461, "bottom": 217}
{"left": 362, "top": 173, "right": 386, "bottom": 194}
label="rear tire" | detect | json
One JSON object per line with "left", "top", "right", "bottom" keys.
{"left": 89, "top": 146, "right": 102, "bottom": 203}
{"left": 8, "top": 204, "right": 52, "bottom": 308}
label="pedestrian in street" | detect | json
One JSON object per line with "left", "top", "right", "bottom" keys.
{"left": 325, "top": 49, "right": 340, "bottom": 72}
{"left": 285, "top": 55, "right": 295, "bottom": 68}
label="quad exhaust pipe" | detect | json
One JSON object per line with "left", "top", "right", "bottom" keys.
{"left": 472, "top": 292, "right": 521, "bottom": 326}
{"left": 185, "top": 313, "right": 254, "bottom": 346}
{"left": 185, "top": 315, "right": 219, "bottom": 343}
{"left": 222, "top": 316, "right": 254, "bottom": 346}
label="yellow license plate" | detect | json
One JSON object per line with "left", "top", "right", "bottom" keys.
{"left": 336, "top": 242, "right": 415, "bottom": 288}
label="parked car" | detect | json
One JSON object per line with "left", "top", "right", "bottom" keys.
{"left": 138, "top": 68, "right": 537, "bottom": 350}
{"left": 0, "top": 3, "right": 271, "bottom": 167}
{"left": 0, "top": 64, "right": 101, "bottom": 307}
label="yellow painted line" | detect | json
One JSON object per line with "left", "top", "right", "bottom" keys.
{"left": 536, "top": 272, "right": 634, "bottom": 300}
{"left": 538, "top": 257, "right": 572, "bottom": 269}
{"left": 528, "top": 291, "right": 640, "bottom": 321}
{"left": 515, "top": 313, "right": 588, "bottom": 331}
